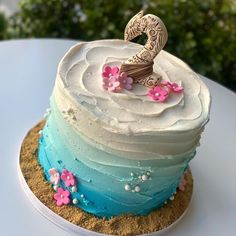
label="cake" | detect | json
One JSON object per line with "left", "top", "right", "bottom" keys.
{"left": 20, "top": 11, "right": 211, "bottom": 235}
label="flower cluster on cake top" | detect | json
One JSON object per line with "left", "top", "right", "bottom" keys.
{"left": 101, "top": 65, "right": 183, "bottom": 103}
{"left": 102, "top": 65, "right": 133, "bottom": 92}
{"left": 48, "top": 168, "right": 78, "bottom": 206}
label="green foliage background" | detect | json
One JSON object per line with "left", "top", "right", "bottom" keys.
{"left": 0, "top": 12, "right": 7, "bottom": 40}
{"left": 0, "top": 0, "right": 236, "bottom": 91}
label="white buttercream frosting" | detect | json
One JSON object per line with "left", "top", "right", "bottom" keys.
{"left": 53, "top": 39, "right": 211, "bottom": 160}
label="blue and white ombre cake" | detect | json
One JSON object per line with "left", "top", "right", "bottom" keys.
{"left": 38, "top": 39, "right": 211, "bottom": 218}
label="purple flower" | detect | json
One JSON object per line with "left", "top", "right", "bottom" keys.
{"left": 118, "top": 72, "right": 133, "bottom": 90}
{"left": 147, "top": 85, "right": 169, "bottom": 102}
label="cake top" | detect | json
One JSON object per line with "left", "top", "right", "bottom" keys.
{"left": 55, "top": 39, "right": 210, "bottom": 135}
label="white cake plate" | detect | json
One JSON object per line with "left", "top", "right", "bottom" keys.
{"left": 17, "top": 157, "right": 193, "bottom": 236}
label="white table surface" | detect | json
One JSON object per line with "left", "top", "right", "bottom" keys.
{"left": 0, "top": 39, "right": 235, "bottom": 236}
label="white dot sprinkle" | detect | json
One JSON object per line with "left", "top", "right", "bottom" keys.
{"left": 124, "top": 184, "right": 131, "bottom": 191}
{"left": 130, "top": 172, "right": 134, "bottom": 177}
{"left": 169, "top": 196, "right": 175, "bottom": 201}
{"left": 38, "top": 131, "right": 43, "bottom": 137}
{"left": 71, "top": 186, "right": 77, "bottom": 192}
{"left": 141, "top": 174, "right": 148, "bottom": 181}
{"left": 134, "top": 186, "right": 141, "bottom": 192}
{"left": 146, "top": 171, "right": 151, "bottom": 176}
{"left": 53, "top": 185, "right": 58, "bottom": 191}
{"left": 72, "top": 198, "right": 78, "bottom": 204}
{"left": 80, "top": 194, "right": 84, "bottom": 198}
{"left": 155, "top": 92, "right": 160, "bottom": 97}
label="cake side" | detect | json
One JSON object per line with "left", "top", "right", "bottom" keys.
{"left": 20, "top": 120, "right": 193, "bottom": 235}
{"left": 38, "top": 39, "right": 211, "bottom": 218}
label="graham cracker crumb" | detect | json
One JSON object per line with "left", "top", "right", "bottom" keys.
{"left": 19, "top": 121, "right": 193, "bottom": 236}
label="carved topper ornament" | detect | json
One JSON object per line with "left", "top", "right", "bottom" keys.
{"left": 120, "top": 11, "right": 168, "bottom": 88}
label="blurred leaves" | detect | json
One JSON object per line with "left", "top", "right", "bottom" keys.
{"left": 0, "top": 12, "right": 7, "bottom": 40}
{"left": 1, "top": 0, "right": 236, "bottom": 91}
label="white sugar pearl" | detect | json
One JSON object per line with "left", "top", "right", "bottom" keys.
{"left": 53, "top": 185, "right": 58, "bottom": 191}
{"left": 72, "top": 198, "right": 78, "bottom": 204}
{"left": 38, "top": 130, "right": 43, "bottom": 135}
{"left": 169, "top": 196, "right": 175, "bottom": 201}
{"left": 71, "top": 186, "right": 77, "bottom": 192}
{"left": 134, "top": 186, "right": 141, "bottom": 192}
{"left": 141, "top": 174, "right": 148, "bottom": 181}
{"left": 130, "top": 172, "right": 134, "bottom": 177}
{"left": 43, "top": 113, "right": 48, "bottom": 118}
{"left": 146, "top": 171, "right": 151, "bottom": 176}
{"left": 80, "top": 194, "right": 84, "bottom": 198}
{"left": 124, "top": 184, "right": 131, "bottom": 191}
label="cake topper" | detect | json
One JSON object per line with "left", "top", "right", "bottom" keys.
{"left": 120, "top": 10, "right": 168, "bottom": 88}
{"left": 101, "top": 11, "right": 183, "bottom": 102}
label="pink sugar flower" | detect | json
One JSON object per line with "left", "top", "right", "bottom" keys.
{"left": 61, "top": 169, "right": 76, "bottom": 187}
{"left": 169, "top": 82, "right": 184, "bottom": 93}
{"left": 147, "top": 85, "right": 169, "bottom": 102}
{"left": 102, "top": 65, "right": 119, "bottom": 79}
{"left": 161, "top": 81, "right": 183, "bottom": 93}
{"left": 54, "top": 187, "right": 70, "bottom": 206}
{"left": 118, "top": 72, "right": 133, "bottom": 90}
{"left": 49, "top": 168, "right": 60, "bottom": 185}
{"left": 103, "top": 76, "right": 121, "bottom": 92}
{"left": 178, "top": 173, "right": 187, "bottom": 191}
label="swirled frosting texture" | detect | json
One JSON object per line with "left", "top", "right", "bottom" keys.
{"left": 54, "top": 39, "right": 210, "bottom": 159}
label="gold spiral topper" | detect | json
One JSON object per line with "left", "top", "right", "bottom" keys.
{"left": 120, "top": 11, "right": 168, "bottom": 88}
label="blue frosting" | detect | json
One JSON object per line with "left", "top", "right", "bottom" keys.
{"left": 38, "top": 97, "right": 195, "bottom": 218}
